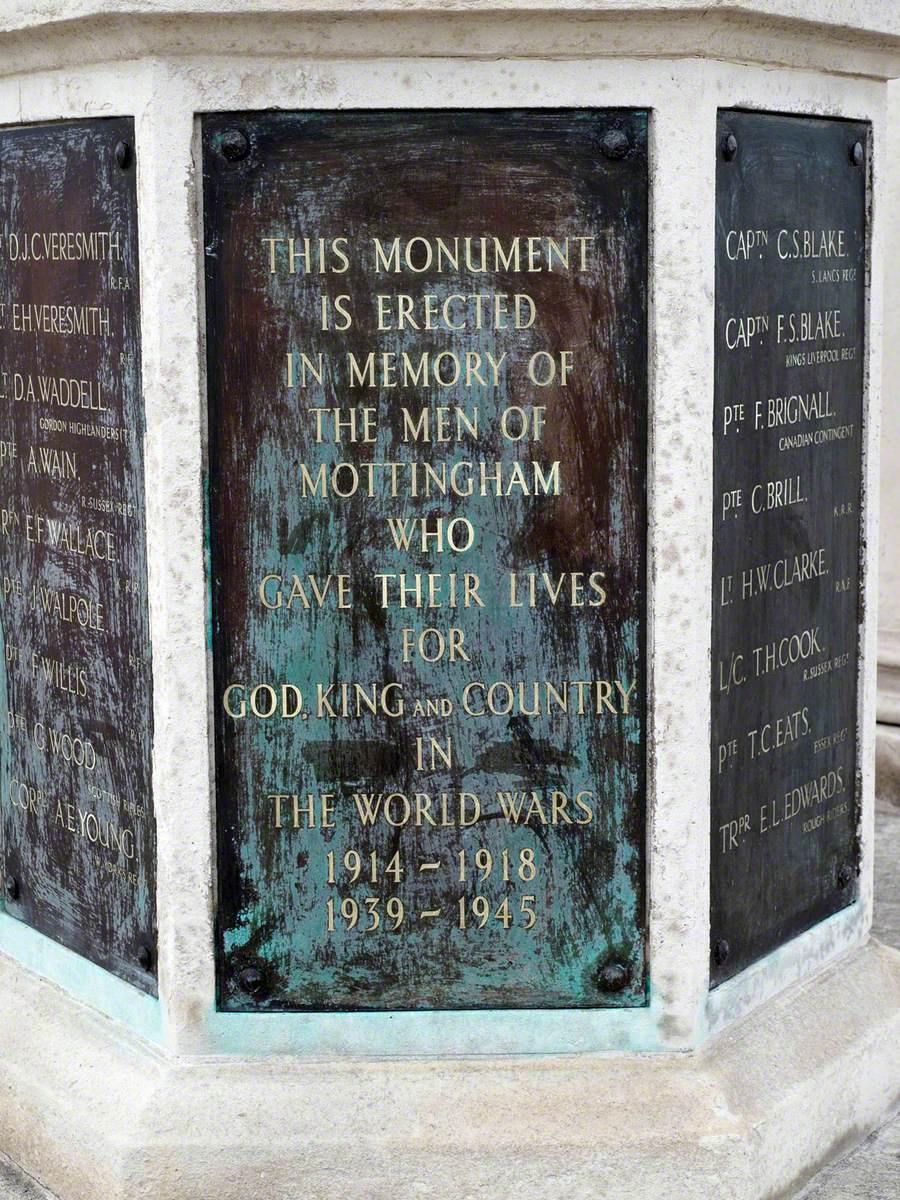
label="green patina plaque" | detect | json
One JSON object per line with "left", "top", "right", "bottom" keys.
{"left": 204, "top": 110, "right": 648, "bottom": 1011}
{"left": 0, "top": 118, "right": 156, "bottom": 994}
{"left": 710, "top": 111, "right": 867, "bottom": 985}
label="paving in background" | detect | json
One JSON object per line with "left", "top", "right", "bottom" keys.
{"left": 799, "top": 786, "right": 900, "bottom": 1200}
{"left": 1, "top": 782, "right": 898, "bottom": 1200}
{"left": 0, "top": 1157, "right": 50, "bottom": 1200}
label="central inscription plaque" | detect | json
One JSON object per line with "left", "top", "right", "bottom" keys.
{"left": 205, "top": 110, "right": 648, "bottom": 1011}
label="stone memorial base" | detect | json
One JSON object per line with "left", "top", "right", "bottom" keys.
{"left": 0, "top": 940, "right": 897, "bottom": 1200}
{"left": 0, "top": 4, "right": 898, "bottom": 1200}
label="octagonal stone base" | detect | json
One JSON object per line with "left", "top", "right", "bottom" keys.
{"left": 0, "top": 941, "right": 897, "bottom": 1200}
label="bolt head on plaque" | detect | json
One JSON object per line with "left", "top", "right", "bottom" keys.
{"left": 218, "top": 128, "right": 251, "bottom": 164}
{"left": 238, "top": 966, "right": 268, "bottom": 999}
{"left": 713, "top": 938, "right": 730, "bottom": 967}
{"left": 721, "top": 132, "right": 739, "bottom": 161}
{"left": 137, "top": 944, "right": 153, "bottom": 971}
{"left": 597, "top": 961, "right": 631, "bottom": 993}
{"left": 114, "top": 140, "right": 131, "bottom": 170}
{"left": 600, "top": 128, "right": 629, "bottom": 160}
{"left": 849, "top": 140, "right": 865, "bottom": 167}
{"left": 4, "top": 875, "right": 19, "bottom": 902}
{"left": 837, "top": 863, "right": 854, "bottom": 889}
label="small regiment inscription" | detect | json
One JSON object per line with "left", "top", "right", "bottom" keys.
{"left": 0, "top": 119, "right": 156, "bottom": 992}
{"left": 205, "top": 110, "right": 648, "bottom": 1011}
{"left": 711, "top": 111, "right": 867, "bottom": 985}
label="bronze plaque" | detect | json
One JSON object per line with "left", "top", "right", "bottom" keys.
{"left": 0, "top": 119, "right": 156, "bottom": 993}
{"left": 205, "top": 110, "right": 648, "bottom": 1011}
{"left": 711, "top": 111, "right": 867, "bottom": 985}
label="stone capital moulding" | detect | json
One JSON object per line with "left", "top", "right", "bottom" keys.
{"left": 1, "top": 2, "right": 900, "bottom": 80}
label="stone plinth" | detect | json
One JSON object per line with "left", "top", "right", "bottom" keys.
{"left": 0, "top": 3, "right": 896, "bottom": 1198}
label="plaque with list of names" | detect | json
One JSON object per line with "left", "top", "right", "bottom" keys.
{"left": 0, "top": 119, "right": 156, "bottom": 994}
{"left": 711, "top": 111, "right": 867, "bottom": 986}
{"left": 204, "top": 110, "right": 648, "bottom": 1011}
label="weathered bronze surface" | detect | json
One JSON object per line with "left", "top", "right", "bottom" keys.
{"left": 205, "top": 110, "right": 648, "bottom": 1011}
{"left": 0, "top": 119, "right": 156, "bottom": 993}
{"left": 711, "top": 110, "right": 867, "bottom": 986}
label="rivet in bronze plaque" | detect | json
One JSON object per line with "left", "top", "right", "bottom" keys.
{"left": 837, "top": 864, "right": 854, "bottom": 889}
{"left": 600, "top": 129, "right": 629, "bottom": 160}
{"left": 721, "top": 132, "right": 738, "bottom": 161}
{"left": 218, "top": 129, "right": 250, "bottom": 163}
{"left": 849, "top": 140, "right": 864, "bottom": 167}
{"left": 597, "top": 961, "right": 631, "bottom": 993}
{"left": 4, "top": 875, "right": 19, "bottom": 902}
{"left": 137, "top": 944, "right": 153, "bottom": 971}
{"left": 114, "top": 140, "right": 132, "bottom": 170}
{"left": 713, "top": 939, "right": 730, "bottom": 967}
{"left": 239, "top": 966, "right": 268, "bottom": 998}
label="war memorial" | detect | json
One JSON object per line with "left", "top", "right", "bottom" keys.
{"left": 0, "top": 2, "right": 898, "bottom": 1197}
